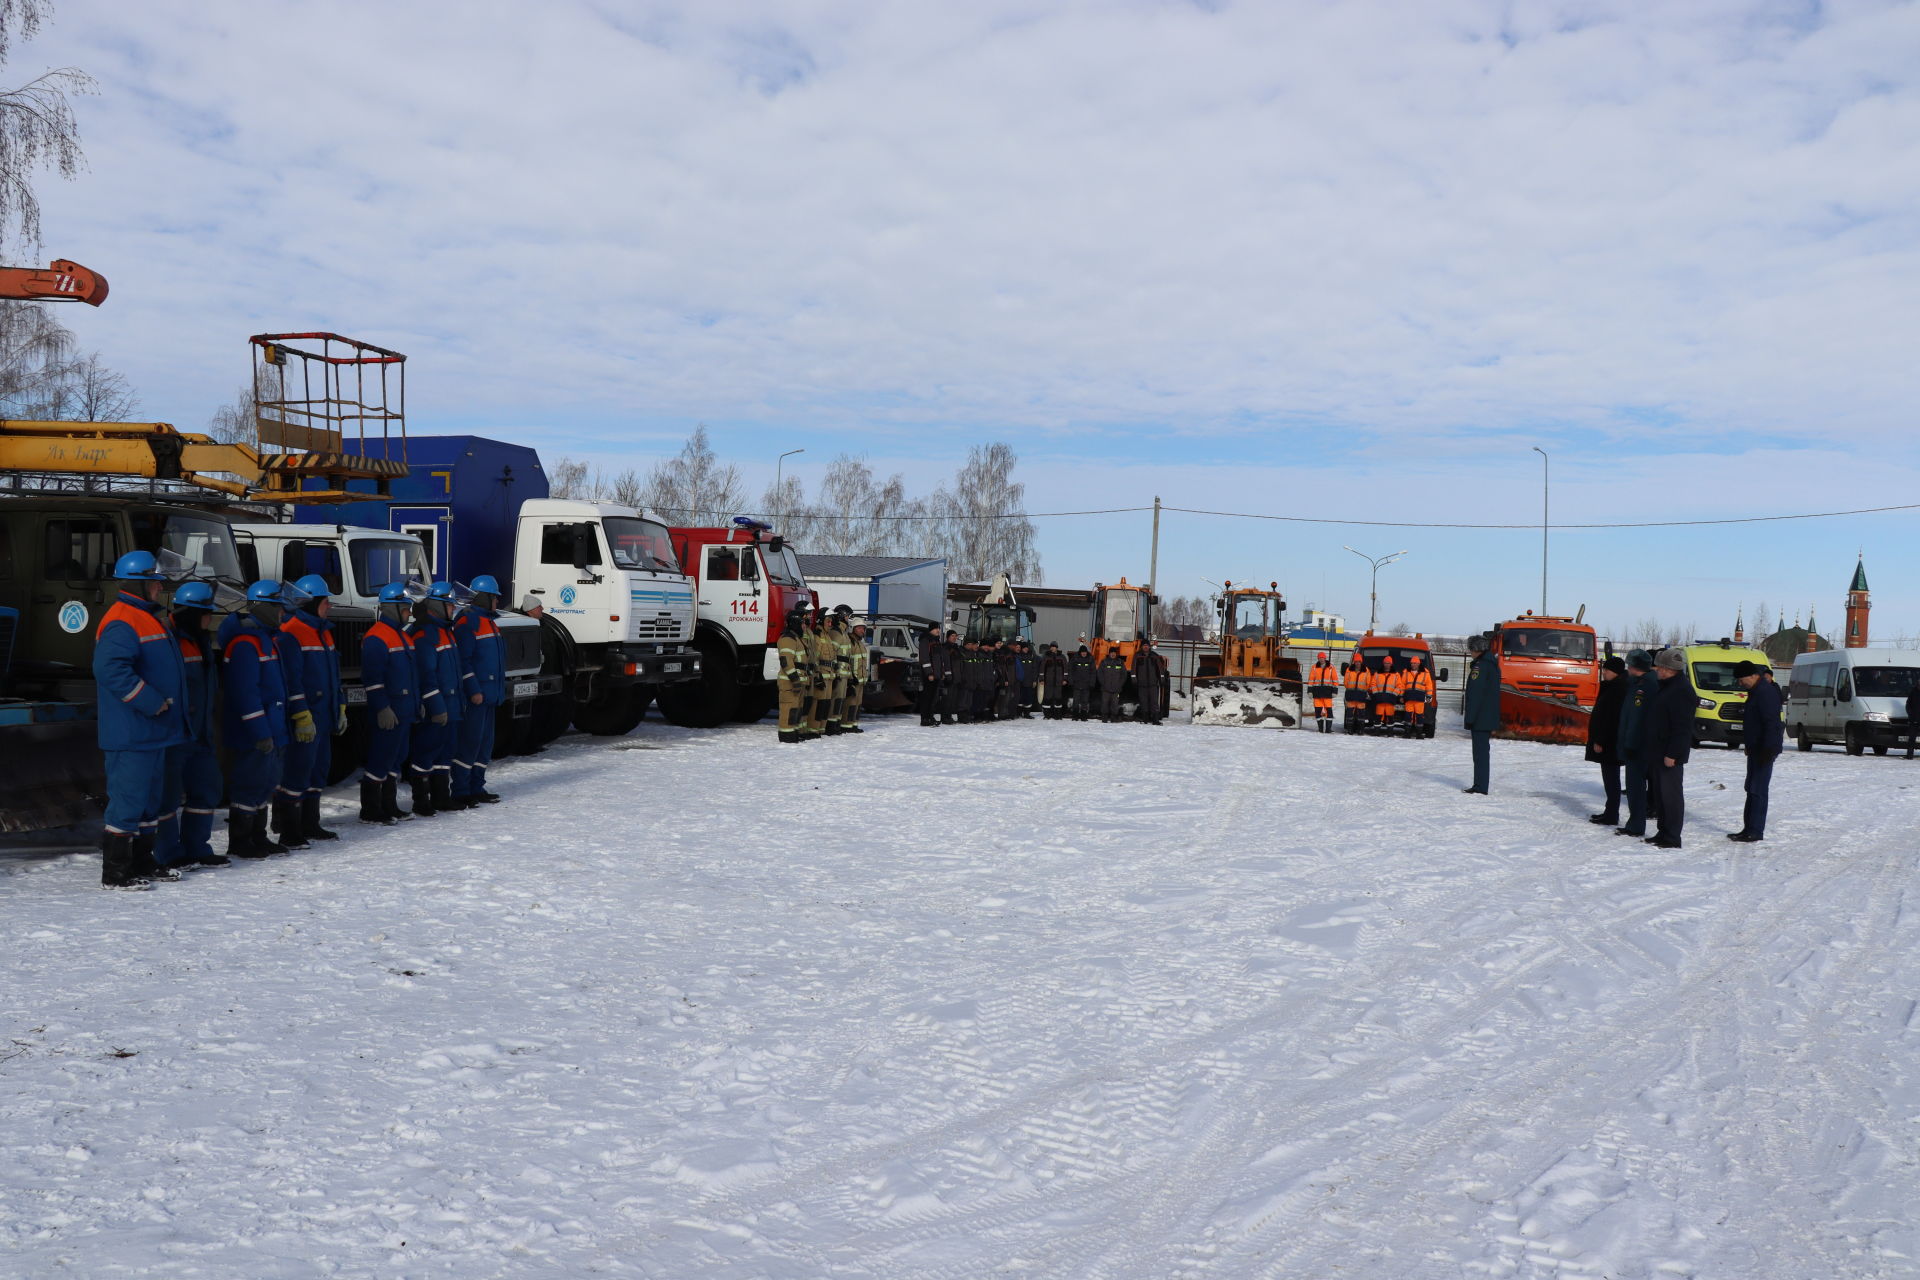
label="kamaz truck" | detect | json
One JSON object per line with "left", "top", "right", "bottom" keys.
{"left": 660, "top": 518, "right": 817, "bottom": 727}
{"left": 297, "top": 435, "right": 700, "bottom": 739}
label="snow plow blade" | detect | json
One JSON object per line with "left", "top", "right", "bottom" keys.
{"left": 0, "top": 715, "right": 102, "bottom": 834}
{"left": 1493, "top": 687, "right": 1590, "bottom": 746}
{"left": 1190, "top": 678, "right": 1302, "bottom": 728}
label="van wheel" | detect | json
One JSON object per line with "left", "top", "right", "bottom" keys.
{"left": 1795, "top": 726, "right": 1812, "bottom": 753}
{"left": 1845, "top": 725, "right": 1866, "bottom": 756}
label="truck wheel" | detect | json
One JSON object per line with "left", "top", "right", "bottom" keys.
{"left": 731, "top": 685, "right": 774, "bottom": 724}
{"left": 1795, "top": 726, "right": 1812, "bottom": 753}
{"left": 656, "top": 640, "right": 738, "bottom": 728}
{"left": 572, "top": 687, "right": 646, "bottom": 736}
{"left": 1845, "top": 725, "right": 1866, "bottom": 756}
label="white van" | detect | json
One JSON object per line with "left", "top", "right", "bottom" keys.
{"left": 1785, "top": 648, "right": 1920, "bottom": 755}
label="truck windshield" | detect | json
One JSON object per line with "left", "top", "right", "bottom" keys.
{"left": 1232, "top": 597, "right": 1275, "bottom": 638}
{"left": 1501, "top": 628, "right": 1594, "bottom": 660}
{"left": 1853, "top": 666, "right": 1920, "bottom": 697}
{"left": 130, "top": 512, "right": 243, "bottom": 583}
{"left": 351, "top": 539, "right": 430, "bottom": 597}
{"left": 604, "top": 518, "right": 680, "bottom": 573}
{"left": 1360, "top": 646, "right": 1430, "bottom": 671}
{"left": 1690, "top": 661, "right": 1744, "bottom": 693}
{"left": 1102, "top": 590, "right": 1143, "bottom": 643}
{"left": 762, "top": 543, "right": 804, "bottom": 585}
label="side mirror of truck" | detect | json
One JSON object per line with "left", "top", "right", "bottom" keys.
{"left": 1438, "top": 668, "right": 1450, "bottom": 682}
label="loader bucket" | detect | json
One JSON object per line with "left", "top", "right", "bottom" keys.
{"left": 0, "top": 712, "right": 103, "bottom": 834}
{"left": 1190, "top": 677, "right": 1302, "bottom": 728}
{"left": 1492, "top": 687, "right": 1591, "bottom": 746}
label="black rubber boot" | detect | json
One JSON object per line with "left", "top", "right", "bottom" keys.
{"left": 303, "top": 794, "right": 339, "bottom": 841}
{"left": 228, "top": 809, "right": 270, "bottom": 859}
{"left": 253, "top": 811, "right": 288, "bottom": 856}
{"left": 134, "top": 833, "right": 180, "bottom": 881}
{"left": 410, "top": 776, "right": 437, "bottom": 818}
{"left": 272, "top": 800, "right": 310, "bottom": 850}
{"left": 101, "top": 832, "right": 152, "bottom": 889}
{"left": 360, "top": 778, "right": 395, "bottom": 825}
{"left": 384, "top": 777, "right": 412, "bottom": 822}
{"left": 429, "top": 771, "right": 455, "bottom": 814}
{"left": 779, "top": 730, "right": 800, "bottom": 744}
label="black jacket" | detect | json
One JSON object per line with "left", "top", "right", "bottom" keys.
{"left": 1646, "top": 673, "right": 1697, "bottom": 765}
{"left": 1586, "top": 674, "right": 1628, "bottom": 764}
{"left": 1743, "top": 676, "right": 1784, "bottom": 755}
{"left": 1096, "top": 654, "right": 1129, "bottom": 692}
{"left": 1462, "top": 652, "right": 1501, "bottom": 731}
{"left": 1067, "top": 651, "right": 1096, "bottom": 690}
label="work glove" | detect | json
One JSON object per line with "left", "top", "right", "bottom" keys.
{"left": 252, "top": 736, "right": 275, "bottom": 755}
{"left": 431, "top": 712, "right": 448, "bottom": 726}
{"left": 376, "top": 707, "right": 399, "bottom": 731}
{"left": 291, "top": 709, "right": 316, "bottom": 743}
{"left": 336, "top": 707, "right": 349, "bottom": 736}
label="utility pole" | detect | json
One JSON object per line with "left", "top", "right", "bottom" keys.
{"left": 1532, "top": 446, "right": 1548, "bottom": 614}
{"left": 1149, "top": 495, "right": 1161, "bottom": 594}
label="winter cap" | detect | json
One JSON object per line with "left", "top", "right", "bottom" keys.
{"left": 1603, "top": 655, "right": 1627, "bottom": 674}
{"left": 1626, "top": 649, "right": 1652, "bottom": 670}
{"left": 1655, "top": 649, "right": 1686, "bottom": 672}
{"left": 1733, "top": 660, "right": 1765, "bottom": 678}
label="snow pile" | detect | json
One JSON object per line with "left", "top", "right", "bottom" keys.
{"left": 3, "top": 717, "right": 1916, "bottom": 1278}
{"left": 1189, "top": 678, "right": 1301, "bottom": 727}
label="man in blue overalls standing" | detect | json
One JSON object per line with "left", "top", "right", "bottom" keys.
{"left": 91, "top": 551, "right": 191, "bottom": 889}
{"left": 278, "top": 575, "right": 343, "bottom": 845}
{"left": 407, "top": 582, "right": 462, "bottom": 817}
{"left": 360, "top": 584, "right": 418, "bottom": 824}
{"left": 267, "top": 582, "right": 318, "bottom": 851}
{"left": 220, "top": 580, "right": 297, "bottom": 858}
{"left": 450, "top": 574, "right": 507, "bottom": 808}
{"left": 153, "top": 580, "right": 228, "bottom": 873}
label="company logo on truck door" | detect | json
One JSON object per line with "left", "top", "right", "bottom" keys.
{"left": 559, "top": 586, "right": 576, "bottom": 605}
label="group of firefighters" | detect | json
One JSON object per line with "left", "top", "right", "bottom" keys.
{"left": 771, "top": 603, "right": 873, "bottom": 743}
{"left": 1304, "top": 651, "right": 1438, "bottom": 736}
{"left": 89, "top": 551, "right": 509, "bottom": 890}
{"left": 912, "top": 626, "right": 1174, "bottom": 725}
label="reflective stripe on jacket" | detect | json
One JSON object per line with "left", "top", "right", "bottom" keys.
{"left": 92, "top": 593, "right": 190, "bottom": 751}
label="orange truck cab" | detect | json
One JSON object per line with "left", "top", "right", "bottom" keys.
{"left": 1487, "top": 612, "right": 1600, "bottom": 744}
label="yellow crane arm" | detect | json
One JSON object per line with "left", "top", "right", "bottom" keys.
{"left": 0, "top": 420, "right": 405, "bottom": 503}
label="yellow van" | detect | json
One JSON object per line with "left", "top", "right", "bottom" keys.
{"left": 1678, "top": 639, "right": 1776, "bottom": 747}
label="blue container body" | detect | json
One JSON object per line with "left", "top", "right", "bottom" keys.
{"left": 293, "top": 435, "right": 548, "bottom": 597}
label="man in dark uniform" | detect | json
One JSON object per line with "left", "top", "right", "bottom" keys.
{"left": 916, "top": 623, "right": 944, "bottom": 726}
{"left": 92, "top": 551, "right": 191, "bottom": 889}
{"left": 1041, "top": 643, "right": 1067, "bottom": 719}
{"left": 1729, "top": 660, "right": 1783, "bottom": 842}
{"left": 155, "top": 580, "right": 228, "bottom": 873}
{"left": 1096, "top": 649, "right": 1129, "bottom": 722}
{"left": 1586, "top": 655, "right": 1628, "bottom": 825}
{"left": 1614, "top": 651, "right": 1656, "bottom": 837}
{"left": 1645, "top": 648, "right": 1695, "bottom": 848}
{"left": 939, "top": 630, "right": 962, "bottom": 724}
{"left": 1461, "top": 634, "right": 1499, "bottom": 794}
{"left": 1134, "top": 641, "right": 1164, "bottom": 724}
{"left": 220, "top": 581, "right": 294, "bottom": 856}
{"left": 1019, "top": 641, "right": 1041, "bottom": 717}
{"left": 1067, "top": 644, "right": 1096, "bottom": 720}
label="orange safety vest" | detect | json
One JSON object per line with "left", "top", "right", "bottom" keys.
{"left": 1374, "top": 667, "right": 1403, "bottom": 703}
{"left": 1309, "top": 661, "right": 1338, "bottom": 701}
{"left": 1344, "top": 664, "right": 1369, "bottom": 703}
{"left": 1404, "top": 666, "right": 1434, "bottom": 707}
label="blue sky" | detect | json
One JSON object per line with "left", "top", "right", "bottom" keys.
{"left": 18, "top": 0, "right": 1920, "bottom": 637}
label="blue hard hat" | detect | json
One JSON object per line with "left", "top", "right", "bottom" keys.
{"left": 245, "top": 580, "right": 283, "bottom": 603}
{"left": 428, "top": 581, "right": 456, "bottom": 600}
{"left": 113, "top": 550, "right": 165, "bottom": 582}
{"left": 293, "top": 574, "right": 331, "bottom": 601}
{"left": 469, "top": 574, "right": 501, "bottom": 596}
{"left": 378, "top": 583, "right": 413, "bottom": 604}
{"left": 172, "top": 581, "right": 215, "bottom": 608}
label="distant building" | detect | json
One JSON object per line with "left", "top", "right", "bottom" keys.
{"left": 1846, "top": 557, "right": 1871, "bottom": 649}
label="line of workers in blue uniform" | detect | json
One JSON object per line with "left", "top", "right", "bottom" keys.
{"left": 89, "top": 551, "right": 510, "bottom": 890}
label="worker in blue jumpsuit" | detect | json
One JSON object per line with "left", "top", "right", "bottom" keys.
{"left": 360, "top": 583, "right": 418, "bottom": 824}
{"left": 280, "top": 573, "right": 344, "bottom": 843}
{"left": 91, "top": 551, "right": 191, "bottom": 889}
{"left": 219, "top": 580, "right": 297, "bottom": 858}
{"left": 407, "top": 581, "right": 463, "bottom": 817}
{"left": 267, "top": 582, "right": 318, "bottom": 850}
{"left": 450, "top": 574, "right": 507, "bottom": 808}
{"left": 153, "top": 580, "right": 229, "bottom": 873}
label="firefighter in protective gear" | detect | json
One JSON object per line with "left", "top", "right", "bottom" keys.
{"left": 1342, "top": 653, "right": 1370, "bottom": 733}
{"left": 450, "top": 574, "right": 506, "bottom": 806}
{"left": 280, "top": 574, "right": 343, "bottom": 841}
{"left": 219, "top": 581, "right": 292, "bottom": 858}
{"left": 92, "top": 551, "right": 191, "bottom": 888}
{"left": 408, "top": 582, "right": 463, "bottom": 817}
{"left": 826, "top": 606, "right": 855, "bottom": 734}
{"left": 1368, "top": 654, "right": 1401, "bottom": 733}
{"left": 153, "top": 580, "right": 228, "bottom": 872}
{"left": 845, "top": 621, "right": 870, "bottom": 733}
{"left": 1308, "top": 652, "right": 1339, "bottom": 734}
{"left": 775, "top": 606, "right": 812, "bottom": 743}
{"left": 804, "top": 610, "right": 833, "bottom": 739}
{"left": 360, "top": 584, "right": 418, "bottom": 824}
{"left": 1402, "top": 655, "right": 1435, "bottom": 739}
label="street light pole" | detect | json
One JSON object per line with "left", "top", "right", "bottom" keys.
{"left": 1531, "top": 446, "right": 1548, "bottom": 615}
{"left": 1343, "top": 545, "right": 1408, "bottom": 633}
{"left": 774, "top": 448, "right": 805, "bottom": 517}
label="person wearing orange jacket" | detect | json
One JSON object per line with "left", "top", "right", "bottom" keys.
{"left": 1372, "top": 655, "right": 1403, "bottom": 733}
{"left": 1307, "top": 652, "right": 1339, "bottom": 734}
{"left": 1342, "top": 653, "right": 1370, "bottom": 733}
{"left": 1402, "top": 655, "right": 1436, "bottom": 739}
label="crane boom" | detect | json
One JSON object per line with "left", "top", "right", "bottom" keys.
{"left": 0, "top": 258, "right": 108, "bottom": 306}
{"left": 0, "top": 419, "right": 406, "bottom": 502}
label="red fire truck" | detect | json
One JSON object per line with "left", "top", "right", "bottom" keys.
{"left": 658, "top": 518, "right": 817, "bottom": 727}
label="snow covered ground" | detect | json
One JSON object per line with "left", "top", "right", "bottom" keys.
{"left": 4, "top": 714, "right": 1918, "bottom": 1279}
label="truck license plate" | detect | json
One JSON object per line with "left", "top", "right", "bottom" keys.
{"left": 513, "top": 681, "right": 539, "bottom": 699}
{"left": 665, "top": 662, "right": 683, "bottom": 673}
{"left": 346, "top": 687, "right": 367, "bottom": 705}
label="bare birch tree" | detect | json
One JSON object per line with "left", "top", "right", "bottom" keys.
{"left": 638, "top": 425, "right": 744, "bottom": 521}
{"left": 924, "top": 443, "right": 1040, "bottom": 583}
